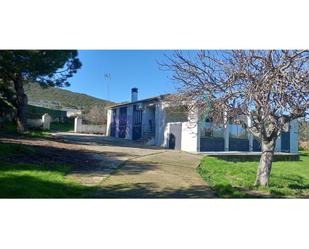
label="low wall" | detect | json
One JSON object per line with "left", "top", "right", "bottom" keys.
{"left": 27, "top": 118, "right": 43, "bottom": 128}
{"left": 27, "top": 113, "right": 51, "bottom": 130}
{"left": 79, "top": 124, "right": 106, "bottom": 134}
{"left": 74, "top": 117, "right": 106, "bottom": 134}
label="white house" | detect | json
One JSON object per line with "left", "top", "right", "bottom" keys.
{"left": 106, "top": 88, "right": 299, "bottom": 153}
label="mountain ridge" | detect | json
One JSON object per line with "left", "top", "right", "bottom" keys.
{"left": 24, "top": 83, "right": 115, "bottom": 124}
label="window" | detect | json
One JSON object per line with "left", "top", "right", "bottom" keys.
{"left": 229, "top": 123, "right": 247, "bottom": 139}
{"left": 200, "top": 118, "right": 224, "bottom": 138}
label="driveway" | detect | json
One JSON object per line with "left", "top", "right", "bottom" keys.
{"left": 52, "top": 132, "right": 214, "bottom": 198}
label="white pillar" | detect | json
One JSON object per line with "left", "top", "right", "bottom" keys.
{"left": 247, "top": 116, "right": 253, "bottom": 152}
{"left": 290, "top": 119, "right": 299, "bottom": 153}
{"left": 160, "top": 104, "right": 167, "bottom": 147}
{"left": 126, "top": 105, "right": 133, "bottom": 139}
{"left": 106, "top": 109, "right": 112, "bottom": 136}
{"left": 155, "top": 103, "right": 161, "bottom": 145}
{"left": 224, "top": 111, "right": 229, "bottom": 151}
{"left": 42, "top": 113, "right": 51, "bottom": 130}
{"left": 74, "top": 116, "right": 82, "bottom": 133}
{"left": 156, "top": 103, "right": 166, "bottom": 146}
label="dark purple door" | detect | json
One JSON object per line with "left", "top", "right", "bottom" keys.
{"left": 110, "top": 109, "right": 116, "bottom": 137}
{"left": 132, "top": 105, "right": 142, "bottom": 140}
{"left": 118, "top": 107, "right": 127, "bottom": 138}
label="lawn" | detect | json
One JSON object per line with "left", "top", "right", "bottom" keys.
{"left": 1, "top": 120, "right": 74, "bottom": 137}
{"left": 0, "top": 122, "right": 51, "bottom": 138}
{"left": 198, "top": 151, "right": 309, "bottom": 198}
{"left": 0, "top": 143, "right": 97, "bottom": 198}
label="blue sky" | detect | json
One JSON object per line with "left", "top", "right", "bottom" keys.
{"left": 67, "top": 50, "right": 176, "bottom": 103}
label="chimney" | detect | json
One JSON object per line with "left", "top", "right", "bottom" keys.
{"left": 131, "top": 87, "right": 138, "bottom": 102}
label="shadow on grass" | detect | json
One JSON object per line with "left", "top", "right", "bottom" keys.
{"left": 0, "top": 140, "right": 141, "bottom": 174}
{"left": 0, "top": 163, "right": 69, "bottom": 173}
{"left": 0, "top": 174, "right": 216, "bottom": 198}
{"left": 95, "top": 183, "right": 214, "bottom": 198}
{"left": 0, "top": 174, "right": 97, "bottom": 198}
{"left": 0, "top": 162, "right": 214, "bottom": 198}
{"left": 0, "top": 134, "right": 165, "bottom": 177}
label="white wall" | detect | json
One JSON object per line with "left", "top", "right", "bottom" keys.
{"left": 181, "top": 121, "right": 199, "bottom": 152}
{"left": 158, "top": 102, "right": 200, "bottom": 152}
{"left": 155, "top": 102, "right": 166, "bottom": 146}
{"left": 106, "top": 109, "right": 112, "bottom": 136}
{"left": 75, "top": 117, "right": 106, "bottom": 134}
{"left": 27, "top": 119, "right": 43, "bottom": 128}
{"left": 115, "top": 108, "right": 120, "bottom": 137}
{"left": 42, "top": 113, "right": 51, "bottom": 130}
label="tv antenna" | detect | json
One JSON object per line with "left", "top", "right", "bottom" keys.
{"left": 104, "top": 73, "right": 111, "bottom": 100}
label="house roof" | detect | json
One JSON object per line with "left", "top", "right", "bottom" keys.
{"left": 107, "top": 94, "right": 172, "bottom": 109}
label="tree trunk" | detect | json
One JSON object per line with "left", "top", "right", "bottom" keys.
{"left": 255, "top": 140, "right": 275, "bottom": 187}
{"left": 13, "top": 76, "right": 28, "bottom": 133}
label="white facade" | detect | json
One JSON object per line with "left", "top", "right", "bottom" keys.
{"left": 106, "top": 90, "right": 299, "bottom": 153}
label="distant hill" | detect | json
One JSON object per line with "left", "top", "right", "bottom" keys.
{"left": 24, "top": 83, "right": 115, "bottom": 124}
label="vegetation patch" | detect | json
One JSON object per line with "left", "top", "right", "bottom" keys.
{"left": 0, "top": 162, "right": 97, "bottom": 198}
{"left": 50, "top": 121, "right": 74, "bottom": 132}
{"left": 198, "top": 151, "right": 309, "bottom": 198}
{"left": 0, "top": 143, "right": 35, "bottom": 156}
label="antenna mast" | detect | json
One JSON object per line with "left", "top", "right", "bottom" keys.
{"left": 104, "top": 73, "right": 111, "bottom": 100}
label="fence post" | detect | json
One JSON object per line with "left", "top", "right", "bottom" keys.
{"left": 224, "top": 111, "right": 229, "bottom": 151}
{"left": 42, "top": 113, "right": 51, "bottom": 130}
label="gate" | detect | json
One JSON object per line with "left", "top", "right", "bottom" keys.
{"left": 200, "top": 137, "right": 224, "bottom": 151}
{"left": 168, "top": 123, "right": 182, "bottom": 150}
{"left": 132, "top": 105, "right": 142, "bottom": 140}
{"left": 118, "top": 107, "right": 127, "bottom": 138}
{"left": 110, "top": 109, "right": 117, "bottom": 137}
{"left": 229, "top": 138, "right": 249, "bottom": 151}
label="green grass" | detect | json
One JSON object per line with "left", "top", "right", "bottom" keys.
{"left": 1, "top": 121, "right": 51, "bottom": 138}
{"left": 0, "top": 162, "right": 97, "bottom": 198}
{"left": 198, "top": 151, "right": 309, "bottom": 198}
{"left": 23, "top": 130, "right": 51, "bottom": 138}
{"left": 0, "top": 143, "right": 97, "bottom": 198}
{"left": 0, "top": 122, "right": 17, "bottom": 133}
{"left": 1, "top": 120, "right": 73, "bottom": 137}
{"left": 50, "top": 121, "right": 74, "bottom": 132}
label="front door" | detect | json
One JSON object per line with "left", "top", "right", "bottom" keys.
{"left": 132, "top": 105, "right": 142, "bottom": 140}
{"left": 118, "top": 107, "right": 127, "bottom": 138}
{"left": 110, "top": 109, "right": 117, "bottom": 137}
{"left": 168, "top": 123, "right": 182, "bottom": 150}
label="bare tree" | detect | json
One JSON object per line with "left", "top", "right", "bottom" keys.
{"left": 162, "top": 50, "right": 309, "bottom": 186}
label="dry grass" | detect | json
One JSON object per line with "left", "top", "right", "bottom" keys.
{"left": 300, "top": 141, "right": 309, "bottom": 150}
